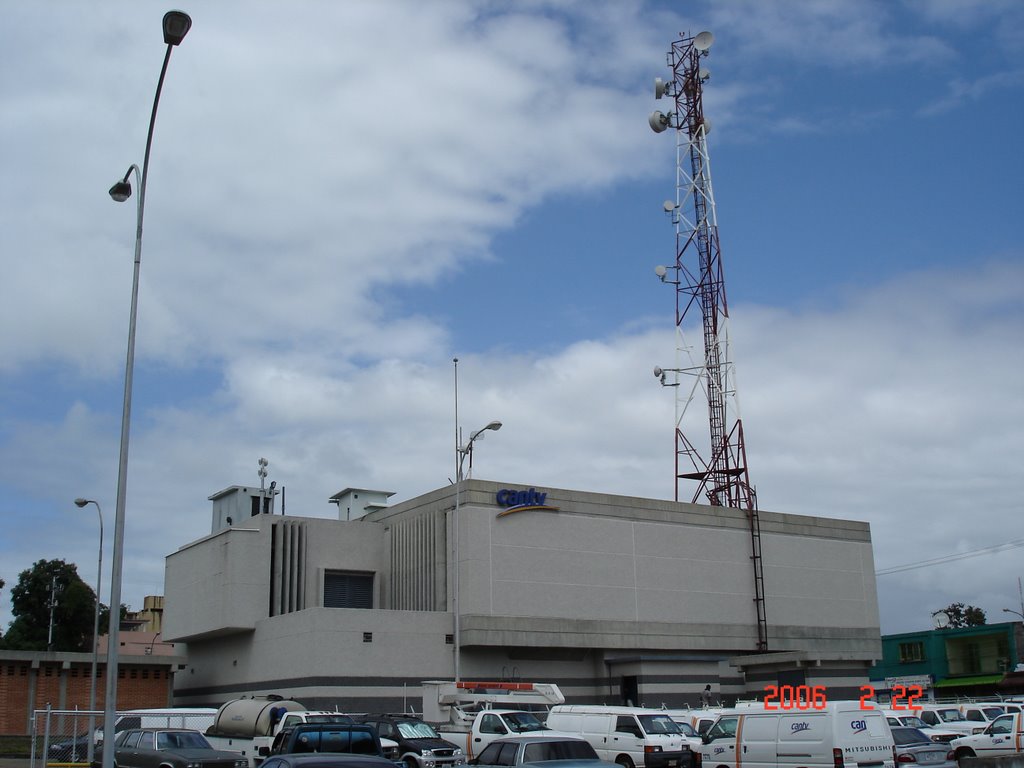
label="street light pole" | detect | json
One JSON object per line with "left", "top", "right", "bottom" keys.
{"left": 452, "top": 419, "right": 501, "bottom": 683}
{"left": 1003, "top": 608, "right": 1024, "bottom": 621}
{"left": 74, "top": 498, "right": 103, "bottom": 764}
{"left": 104, "top": 13, "right": 191, "bottom": 768}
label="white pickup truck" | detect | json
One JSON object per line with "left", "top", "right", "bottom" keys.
{"left": 436, "top": 709, "right": 573, "bottom": 761}
{"left": 422, "top": 681, "right": 571, "bottom": 761}
{"left": 951, "top": 711, "right": 1024, "bottom": 761}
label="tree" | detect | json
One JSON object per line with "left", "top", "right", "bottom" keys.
{"left": 936, "top": 602, "right": 987, "bottom": 628}
{"left": 3, "top": 559, "right": 104, "bottom": 651}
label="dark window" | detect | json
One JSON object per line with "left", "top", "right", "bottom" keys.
{"left": 479, "top": 714, "right": 507, "bottom": 735}
{"left": 324, "top": 571, "right": 374, "bottom": 609}
{"left": 523, "top": 741, "right": 598, "bottom": 762}
{"left": 615, "top": 716, "right": 642, "bottom": 737}
{"left": 123, "top": 732, "right": 142, "bottom": 749}
{"left": 138, "top": 732, "right": 153, "bottom": 749}
{"left": 899, "top": 642, "right": 925, "bottom": 663}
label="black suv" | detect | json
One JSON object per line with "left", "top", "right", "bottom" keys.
{"left": 352, "top": 715, "right": 465, "bottom": 768}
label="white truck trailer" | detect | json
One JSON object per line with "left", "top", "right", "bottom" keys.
{"left": 422, "top": 681, "right": 570, "bottom": 761}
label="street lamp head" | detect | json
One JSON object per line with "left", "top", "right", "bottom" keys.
{"left": 485, "top": 421, "right": 502, "bottom": 432}
{"left": 163, "top": 11, "right": 192, "bottom": 46}
{"left": 109, "top": 179, "right": 132, "bottom": 202}
{"left": 74, "top": 498, "right": 91, "bottom": 508}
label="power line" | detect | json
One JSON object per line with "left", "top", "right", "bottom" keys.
{"left": 876, "top": 538, "right": 1024, "bottom": 576}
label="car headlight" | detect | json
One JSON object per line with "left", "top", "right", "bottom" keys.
{"left": 453, "top": 749, "right": 464, "bottom": 757}
{"left": 235, "top": 760, "right": 248, "bottom": 767}
{"left": 423, "top": 750, "right": 434, "bottom": 757}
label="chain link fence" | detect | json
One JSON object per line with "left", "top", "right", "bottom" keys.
{"left": 31, "top": 708, "right": 218, "bottom": 768}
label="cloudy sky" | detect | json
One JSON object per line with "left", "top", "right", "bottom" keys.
{"left": 1, "top": 0, "right": 1021, "bottom": 639}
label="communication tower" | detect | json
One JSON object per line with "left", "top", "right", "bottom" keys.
{"left": 649, "top": 31, "right": 767, "bottom": 651}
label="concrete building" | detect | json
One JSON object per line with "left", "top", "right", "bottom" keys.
{"left": 164, "top": 480, "right": 883, "bottom": 711}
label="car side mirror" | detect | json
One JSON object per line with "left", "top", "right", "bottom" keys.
{"left": 258, "top": 747, "right": 270, "bottom": 756}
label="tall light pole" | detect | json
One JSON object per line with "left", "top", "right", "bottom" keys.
{"left": 452, "top": 418, "right": 501, "bottom": 682}
{"left": 1003, "top": 608, "right": 1024, "bottom": 621}
{"left": 74, "top": 498, "right": 103, "bottom": 764}
{"left": 104, "top": 13, "right": 192, "bottom": 768}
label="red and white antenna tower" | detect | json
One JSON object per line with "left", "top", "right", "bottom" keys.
{"left": 650, "top": 31, "right": 767, "bottom": 651}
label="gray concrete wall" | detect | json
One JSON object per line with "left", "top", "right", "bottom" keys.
{"left": 165, "top": 478, "right": 882, "bottom": 708}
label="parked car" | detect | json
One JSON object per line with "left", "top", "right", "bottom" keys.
{"left": 468, "top": 735, "right": 618, "bottom": 768}
{"left": 49, "top": 731, "right": 96, "bottom": 762}
{"left": 882, "top": 712, "right": 960, "bottom": 744}
{"left": 92, "top": 728, "right": 249, "bottom": 768}
{"left": 259, "top": 755, "right": 404, "bottom": 768}
{"left": 890, "top": 727, "right": 956, "bottom": 768}
{"left": 352, "top": 714, "right": 465, "bottom": 768}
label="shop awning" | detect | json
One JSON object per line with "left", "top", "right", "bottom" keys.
{"left": 934, "top": 674, "right": 1005, "bottom": 687}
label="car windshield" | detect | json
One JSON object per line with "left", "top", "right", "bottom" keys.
{"left": 899, "top": 717, "right": 927, "bottom": 729}
{"left": 637, "top": 715, "right": 682, "bottom": 735}
{"left": 157, "top": 731, "right": 213, "bottom": 750}
{"left": 504, "top": 713, "right": 546, "bottom": 733}
{"left": 305, "top": 715, "right": 355, "bottom": 724}
{"left": 676, "top": 722, "right": 697, "bottom": 737}
{"left": 982, "top": 708, "right": 1004, "bottom": 719}
{"left": 397, "top": 722, "right": 442, "bottom": 739}
{"left": 936, "top": 710, "right": 965, "bottom": 722}
{"left": 891, "top": 728, "right": 931, "bottom": 747}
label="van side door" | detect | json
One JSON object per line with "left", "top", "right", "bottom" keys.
{"left": 703, "top": 716, "right": 740, "bottom": 768}
{"left": 611, "top": 716, "right": 645, "bottom": 759}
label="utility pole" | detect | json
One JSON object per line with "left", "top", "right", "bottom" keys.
{"left": 47, "top": 573, "right": 62, "bottom": 651}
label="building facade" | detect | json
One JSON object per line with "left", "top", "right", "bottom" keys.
{"left": 163, "top": 480, "right": 884, "bottom": 712}
{"left": 869, "top": 621, "right": 1024, "bottom": 700}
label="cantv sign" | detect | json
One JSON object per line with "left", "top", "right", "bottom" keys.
{"left": 495, "top": 488, "right": 560, "bottom": 517}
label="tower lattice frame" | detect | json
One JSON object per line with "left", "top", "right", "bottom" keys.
{"left": 653, "top": 31, "right": 767, "bottom": 651}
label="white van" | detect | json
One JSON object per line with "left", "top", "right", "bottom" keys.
{"left": 698, "top": 701, "right": 895, "bottom": 768}
{"left": 546, "top": 705, "right": 692, "bottom": 768}
{"left": 662, "top": 708, "right": 727, "bottom": 738}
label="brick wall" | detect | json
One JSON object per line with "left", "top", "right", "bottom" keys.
{"left": 0, "top": 654, "right": 178, "bottom": 736}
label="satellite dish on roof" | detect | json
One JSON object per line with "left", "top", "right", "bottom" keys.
{"left": 694, "top": 31, "right": 714, "bottom": 52}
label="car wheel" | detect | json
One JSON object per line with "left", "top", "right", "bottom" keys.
{"left": 954, "top": 747, "right": 975, "bottom": 762}
{"left": 403, "top": 757, "right": 418, "bottom": 768}
{"left": 615, "top": 756, "right": 635, "bottom": 768}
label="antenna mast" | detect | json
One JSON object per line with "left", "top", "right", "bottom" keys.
{"left": 650, "top": 31, "right": 767, "bottom": 651}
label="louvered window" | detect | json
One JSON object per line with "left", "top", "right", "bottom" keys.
{"left": 324, "top": 570, "right": 374, "bottom": 608}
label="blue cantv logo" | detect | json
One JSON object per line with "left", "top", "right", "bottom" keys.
{"left": 850, "top": 720, "right": 868, "bottom": 733}
{"left": 495, "top": 488, "right": 559, "bottom": 517}
{"left": 791, "top": 722, "right": 811, "bottom": 733}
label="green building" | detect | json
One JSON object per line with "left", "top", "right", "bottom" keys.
{"left": 870, "top": 620, "right": 1024, "bottom": 700}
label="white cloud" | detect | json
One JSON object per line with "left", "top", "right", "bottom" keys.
{"left": 0, "top": 1, "right": 1021, "bottom": 643}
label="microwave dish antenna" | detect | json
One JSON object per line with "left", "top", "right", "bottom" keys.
{"left": 694, "top": 31, "right": 714, "bottom": 52}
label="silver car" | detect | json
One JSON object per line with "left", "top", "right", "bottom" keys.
{"left": 890, "top": 727, "right": 956, "bottom": 768}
